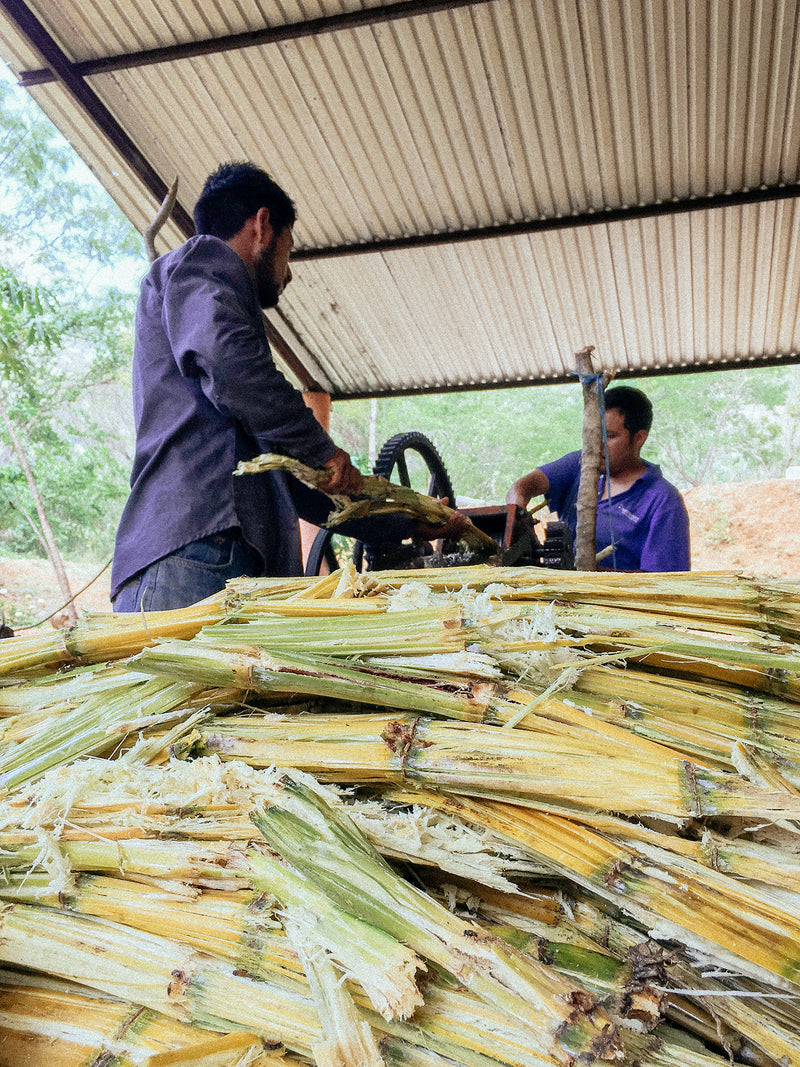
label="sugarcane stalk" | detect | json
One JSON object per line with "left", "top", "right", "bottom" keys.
{"left": 0, "top": 901, "right": 322, "bottom": 1051}
{"left": 0, "top": 598, "right": 228, "bottom": 680}
{"left": 0, "top": 837, "right": 256, "bottom": 891}
{"left": 132, "top": 642, "right": 495, "bottom": 723}
{"left": 563, "top": 897, "right": 800, "bottom": 1067}
{"left": 5, "top": 749, "right": 543, "bottom": 891}
{"left": 193, "top": 709, "right": 800, "bottom": 822}
{"left": 569, "top": 666, "right": 800, "bottom": 776}
{"left": 250, "top": 775, "right": 623, "bottom": 1066}
{"left": 234, "top": 452, "right": 498, "bottom": 553}
{"left": 287, "top": 921, "right": 387, "bottom": 1067}
{"left": 2, "top": 564, "right": 800, "bottom": 1066}
{"left": 245, "top": 848, "right": 426, "bottom": 1021}
{"left": 0, "top": 971, "right": 275, "bottom": 1067}
{"left": 145, "top": 1032, "right": 289, "bottom": 1066}
{"left": 0, "top": 674, "right": 206, "bottom": 792}
{"left": 4, "top": 863, "right": 423, "bottom": 1027}
{"left": 195, "top": 604, "right": 466, "bottom": 657}
{"left": 394, "top": 789, "right": 800, "bottom": 989}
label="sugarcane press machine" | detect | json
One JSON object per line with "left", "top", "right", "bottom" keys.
{"left": 305, "top": 431, "right": 574, "bottom": 576}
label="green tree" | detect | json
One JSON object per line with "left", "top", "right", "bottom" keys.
{"left": 0, "top": 70, "right": 141, "bottom": 593}
{"left": 0, "top": 74, "right": 142, "bottom": 285}
{"left": 0, "top": 266, "right": 80, "bottom": 616}
{"left": 645, "top": 367, "right": 799, "bottom": 487}
{"left": 332, "top": 364, "right": 800, "bottom": 505}
{"left": 332, "top": 385, "right": 584, "bottom": 503}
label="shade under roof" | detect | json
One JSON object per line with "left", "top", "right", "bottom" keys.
{"left": 2, "top": 0, "right": 800, "bottom": 396}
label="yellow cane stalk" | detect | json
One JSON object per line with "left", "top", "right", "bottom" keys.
{"left": 391, "top": 789, "right": 800, "bottom": 988}
{"left": 250, "top": 775, "right": 624, "bottom": 1066}
{"left": 194, "top": 710, "right": 800, "bottom": 822}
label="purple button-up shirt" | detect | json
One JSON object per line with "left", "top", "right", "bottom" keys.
{"left": 111, "top": 236, "right": 337, "bottom": 598}
{"left": 540, "top": 450, "right": 691, "bottom": 571}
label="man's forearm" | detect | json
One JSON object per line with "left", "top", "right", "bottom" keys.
{"left": 506, "top": 469, "right": 550, "bottom": 508}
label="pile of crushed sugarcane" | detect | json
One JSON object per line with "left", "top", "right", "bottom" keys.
{"left": 0, "top": 565, "right": 799, "bottom": 1067}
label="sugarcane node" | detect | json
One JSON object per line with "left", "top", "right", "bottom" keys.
{"left": 587, "top": 1022, "right": 624, "bottom": 1063}
{"left": 627, "top": 941, "right": 675, "bottom": 986}
{"left": 618, "top": 989, "right": 662, "bottom": 1032}
{"left": 166, "top": 969, "right": 189, "bottom": 998}
{"left": 563, "top": 989, "right": 599, "bottom": 1016}
{"left": 681, "top": 760, "right": 705, "bottom": 818}
{"left": 536, "top": 935, "right": 555, "bottom": 966}
{"left": 381, "top": 719, "right": 416, "bottom": 752}
{"left": 602, "top": 859, "right": 633, "bottom": 892}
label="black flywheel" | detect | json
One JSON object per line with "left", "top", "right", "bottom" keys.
{"left": 304, "top": 431, "right": 455, "bottom": 575}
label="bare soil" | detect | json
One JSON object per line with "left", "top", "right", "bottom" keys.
{"left": 0, "top": 559, "right": 113, "bottom": 631}
{"left": 683, "top": 478, "right": 800, "bottom": 580}
{"left": 0, "top": 478, "right": 797, "bottom": 631}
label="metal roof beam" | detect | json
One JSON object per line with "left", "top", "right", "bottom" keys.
{"left": 291, "top": 183, "right": 800, "bottom": 260}
{"left": 1, "top": 0, "right": 328, "bottom": 393}
{"left": 336, "top": 353, "right": 800, "bottom": 401}
{"left": 17, "top": 0, "right": 498, "bottom": 86}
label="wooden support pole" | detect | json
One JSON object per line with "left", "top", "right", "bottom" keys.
{"left": 574, "top": 346, "right": 601, "bottom": 572}
{"left": 574, "top": 347, "right": 615, "bottom": 570}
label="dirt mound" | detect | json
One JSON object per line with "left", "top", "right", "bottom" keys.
{"left": 684, "top": 478, "right": 800, "bottom": 580}
{"left": 0, "top": 479, "right": 796, "bottom": 630}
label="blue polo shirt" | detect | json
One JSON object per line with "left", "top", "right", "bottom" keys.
{"left": 540, "top": 451, "right": 690, "bottom": 571}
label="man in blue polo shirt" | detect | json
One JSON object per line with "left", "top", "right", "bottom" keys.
{"left": 506, "top": 386, "right": 690, "bottom": 572}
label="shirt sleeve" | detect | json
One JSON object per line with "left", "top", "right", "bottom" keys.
{"left": 540, "top": 451, "right": 582, "bottom": 516}
{"left": 161, "top": 239, "right": 337, "bottom": 467}
{"left": 637, "top": 491, "right": 691, "bottom": 571}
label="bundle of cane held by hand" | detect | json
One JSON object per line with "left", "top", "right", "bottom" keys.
{"left": 235, "top": 451, "right": 498, "bottom": 552}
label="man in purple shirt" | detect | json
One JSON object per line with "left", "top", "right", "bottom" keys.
{"left": 112, "top": 163, "right": 374, "bottom": 611}
{"left": 507, "top": 386, "right": 690, "bottom": 571}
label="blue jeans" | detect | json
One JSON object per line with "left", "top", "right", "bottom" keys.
{"left": 112, "top": 531, "right": 262, "bottom": 612}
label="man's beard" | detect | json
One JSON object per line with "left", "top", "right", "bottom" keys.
{"left": 255, "top": 241, "right": 281, "bottom": 308}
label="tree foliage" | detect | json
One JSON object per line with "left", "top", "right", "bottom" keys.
{"left": 332, "top": 364, "right": 800, "bottom": 504}
{"left": 0, "top": 71, "right": 142, "bottom": 562}
{"left": 0, "top": 77, "right": 141, "bottom": 283}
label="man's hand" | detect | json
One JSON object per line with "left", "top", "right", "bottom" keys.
{"left": 322, "top": 447, "right": 364, "bottom": 495}
{"left": 506, "top": 469, "right": 550, "bottom": 508}
{"left": 415, "top": 498, "right": 470, "bottom": 542}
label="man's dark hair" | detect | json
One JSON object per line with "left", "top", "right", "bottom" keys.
{"left": 604, "top": 385, "right": 653, "bottom": 435}
{"left": 193, "top": 162, "right": 296, "bottom": 240}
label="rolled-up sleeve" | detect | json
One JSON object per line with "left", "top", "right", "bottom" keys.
{"left": 162, "top": 241, "right": 337, "bottom": 467}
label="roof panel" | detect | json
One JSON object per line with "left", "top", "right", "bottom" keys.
{"left": 273, "top": 204, "right": 800, "bottom": 397}
{"left": 2, "top": 0, "right": 800, "bottom": 396}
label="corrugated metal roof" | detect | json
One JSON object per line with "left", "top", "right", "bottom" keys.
{"left": 2, "top": 0, "right": 800, "bottom": 396}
